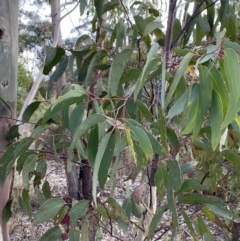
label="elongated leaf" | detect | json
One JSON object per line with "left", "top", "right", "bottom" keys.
{"left": 183, "top": 193, "right": 221, "bottom": 204}
{"left": 94, "top": 0, "right": 104, "bottom": 23}
{"left": 193, "top": 66, "right": 212, "bottom": 140}
{"left": 85, "top": 50, "right": 107, "bottom": 86}
{"left": 99, "top": 131, "right": 115, "bottom": 188}
{"left": 210, "top": 90, "right": 223, "bottom": 150}
{"left": 210, "top": 66, "right": 228, "bottom": 117}
{"left": 79, "top": 0, "right": 87, "bottom": 15}
{"left": 136, "top": 100, "right": 153, "bottom": 120}
{"left": 148, "top": 205, "right": 168, "bottom": 240}
{"left": 87, "top": 125, "right": 99, "bottom": 167}
{"left": 39, "top": 226, "right": 62, "bottom": 241}
{"left": 22, "top": 101, "right": 41, "bottom": 123}
{"left": 180, "top": 179, "right": 206, "bottom": 192}
{"left": 143, "top": 21, "right": 163, "bottom": 36}
{"left": 182, "top": 209, "right": 198, "bottom": 241}
{"left": 165, "top": 53, "right": 195, "bottom": 107}
{"left": 69, "top": 200, "right": 89, "bottom": 227}
{"left": 125, "top": 124, "right": 153, "bottom": 159}
{"left": 222, "top": 48, "right": 240, "bottom": 127}
{"left": 22, "top": 154, "right": 36, "bottom": 190}
{"left": 22, "top": 189, "right": 32, "bottom": 218}
{"left": 108, "top": 49, "right": 132, "bottom": 96}
{"left": 167, "top": 84, "right": 200, "bottom": 118}
{"left": 2, "top": 199, "right": 13, "bottom": 223}
{"left": 43, "top": 47, "right": 65, "bottom": 75}
{"left": 222, "top": 150, "right": 240, "bottom": 170}
{"left": 206, "top": 203, "right": 240, "bottom": 222}
{"left": 68, "top": 114, "right": 106, "bottom": 161}
{"left": 35, "top": 198, "right": 65, "bottom": 224}
{"left": 43, "top": 89, "right": 85, "bottom": 123}
{"left": 108, "top": 197, "right": 129, "bottom": 223}
{"left": 134, "top": 43, "right": 159, "bottom": 100}
{"left": 93, "top": 132, "right": 112, "bottom": 205}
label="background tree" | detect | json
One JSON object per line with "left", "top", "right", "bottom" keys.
{"left": 0, "top": 1, "right": 19, "bottom": 241}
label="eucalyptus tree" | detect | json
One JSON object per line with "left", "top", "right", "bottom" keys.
{"left": 3, "top": 0, "right": 240, "bottom": 241}
{"left": 0, "top": 1, "right": 18, "bottom": 241}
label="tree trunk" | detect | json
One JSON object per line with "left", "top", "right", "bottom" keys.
{"left": 0, "top": 1, "right": 19, "bottom": 240}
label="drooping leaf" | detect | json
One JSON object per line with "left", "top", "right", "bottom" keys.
{"left": 92, "top": 132, "right": 112, "bottom": 205}
{"left": 147, "top": 205, "right": 168, "bottom": 240}
{"left": 43, "top": 89, "right": 86, "bottom": 123}
{"left": 22, "top": 154, "right": 36, "bottom": 190}
{"left": 98, "top": 131, "right": 115, "bottom": 188}
{"left": 183, "top": 193, "right": 221, "bottom": 204}
{"left": 39, "top": 226, "right": 62, "bottom": 241}
{"left": 134, "top": 43, "right": 159, "bottom": 100}
{"left": 43, "top": 47, "right": 65, "bottom": 75}
{"left": 210, "top": 90, "right": 223, "bottom": 150}
{"left": 108, "top": 49, "right": 132, "bottom": 96}
{"left": 69, "top": 200, "right": 89, "bottom": 227}
{"left": 34, "top": 198, "right": 65, "bottom": 224}
{"left": 165, "top": 52, "right": 195, "bottom": 107}
{"left": 2, "top": 199, "right": 13, "bottom": 223}
{"left": 22, "top": 101, "right": 42, "bottom": 123}
{"left": 69, "top": 114, "right": 106, "bottom": 161}
{"left": 143, "top": 21, "right": 163, "bottom": 36}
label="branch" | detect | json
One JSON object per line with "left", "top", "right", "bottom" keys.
{"left": 164, "top": 0, "right": 177, "bottom": 61}
{"left": 60, "top": 1, "right": 80, "bottom": 21}
{"left": 171, "top": 0, "right": 219, "bottom": 50}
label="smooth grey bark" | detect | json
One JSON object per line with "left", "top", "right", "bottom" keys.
{"left": 0, "top": 1, "right": 19, "bottom": 240}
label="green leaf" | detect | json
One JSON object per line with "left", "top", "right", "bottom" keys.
{"left": 222, "top": 150, "right": 240, "bottom": 171}
{"left": 42, "top": 180, "right": 52, "bottom": 199}
{"left": 94, "top": 0, "right": 104, "bottom": 23}
{"left": 22, "top": 101, "right": 42, "bottom": 123}
{"left": 108, "top": 49, "right": 132, "bottom": 96}
{"left": 136, "top": 100, "right": 153, "bottom": 120}
{"left": 143, "top": 21, "right": 163, "bottom": 36}
{"left": 2, "top": 199, "right": 13, "bottom": 223}
{"left": 99, "top": 131, "right": 115, "bottom": 188}
{"left": 222, "top": 48, "right": 240, "bottom": 127}
{"left": 122, "top": 198, "right": 132, "bottom": 219}
{"left": 79, "top": 0, "right": 87, "bottom": 15}
{"left": 210, "top": 66, "right": 228, "bottom": 117}
{"left": 193, "top": 66, "right": 212, "bottom": 140}
{"left": 69, "top": 114, "right": 106, "bottom": 161}
{"left": 157, "top": 108, "right": 168, "bottom": 152}
{"left": 22, "top": 189, "right": 32, "bottom": 218}
{"left": 43, "top": 47, "right": 65, "bottom": 75}
{"left": 69, "top": 200, "right": 89, "bottom": 227}
{"left": 210, "top": 90, "right": 223, "bottom": 150}
{"left": 183, "top": 193, "right": 221, "bottom": 204}
{"left": 206, "top": 203, "right": 240, "bottom": 222}
{"left": 0, "top": 141, "right": 33, "bottom": 186}
{"left": 87, "top": 125, "right": 99, "bottom": 167}
{"left": 196, "top": 216, "right": 207, "bottom": 237}
{"left": 134, "top": 43, "right": 159, "bottom": 100}
{"left": 167, "top": 84, "right": 200, "bottom": 118}
{"left": 35, "top": 198, "right": 65, "bottom": 224}
{"left": 39, "top": 226, "right": 62, "bottom": 241}
{"left": 69, "top": 230, "right": 80, "bottom": 241}
{"left": 180, "top": 179, "right": 206, "bottom": 192}
{"left": 165, "top": 52, "right": 195, "bottom": 107}
{"left": 198, "top": 15, "right": 210, "bottom": 33}
{"left": 21, "top": 154, "right": 36, "bottom": 190}
{"left": 134, "top": 15, "right": 146, "bottom": 36}
{"left": 69, "top": 103, "right": 85, "bottom": 135}
{"left": 107, "top": 197, "right": 129, "bottom": 223}
{"left": 125, "top": 124, "right": 153, "bottom": 159}
{"left": 34, "top": 187, "right": 46, "bottom": 205}
{"left": 85, "top": 50, "right": 107, "bottom": 86}
{"left": 147, "top": 205, "right": 168, "bottom": 240}
{"left": 116, "top": 18, "right": 126, "bottom": 51}
{"left": 181, "top": 161, "right": 197, "bottom": 175}
{"left": 93, "top": 132, "right": 112, "bottom": 205}
{"left": 182, "top": 209, "right": 198, "bottom": 241}
{"left": 119, "top": 69, "right": 141, "bottom": 84}
{"left": 48, "top": 56, "right": 69, "bottom": 94}
{"left": 43, "top": 89, "right": 86, "bottom": 123}
{"left": 36, "top": 160, "right": 47, "bottom": 179}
